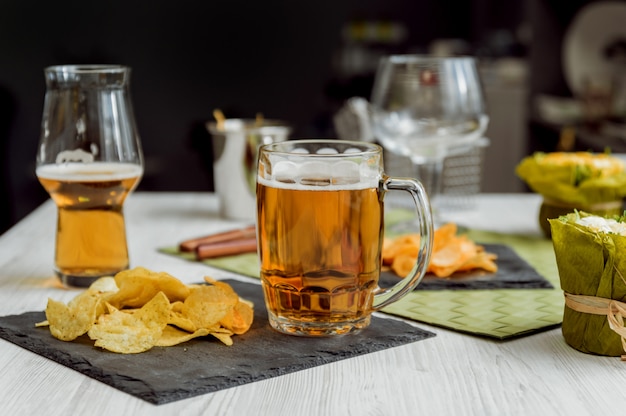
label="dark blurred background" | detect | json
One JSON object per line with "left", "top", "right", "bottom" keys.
{"left": 0, "top": 0, "right": 621, "bottom": 234}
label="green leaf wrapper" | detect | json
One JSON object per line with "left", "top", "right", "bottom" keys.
{"left": 516, "top": 153, "right": 626, "bottom": 206}
{"left": 550, "top": 212, "right": 626, "bottom": 356}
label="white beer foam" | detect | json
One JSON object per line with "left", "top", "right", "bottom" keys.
{"left": 261, "top": 159, "right": 379, "bottom": 190}
{"left": 36, "top": 162, "right": 143, "bottom": 181}
{"left": 333, "top": 161, "right": 360, "bottom": 178}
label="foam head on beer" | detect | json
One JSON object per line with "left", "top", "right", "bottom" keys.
{"left": 259, "top": 144, "right": 382, "bottom": 188}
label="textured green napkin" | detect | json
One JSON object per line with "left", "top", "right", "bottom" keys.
{"left": 161, "top": 216, "right": 564, "bottom": 340}
{"left": 158, "top": 248, "right": 261, "bottom": 278}
{"left": 382, "top": 229, "right": 564, "bottom": 339}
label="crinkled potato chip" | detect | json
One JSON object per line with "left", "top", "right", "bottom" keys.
{"left": 37, "top": 267, "right": 254, "bottom": 353}
{"left": 383, "top": 222, "right": 498, "bottom": 278}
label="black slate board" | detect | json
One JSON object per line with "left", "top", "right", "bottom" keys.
{"left": 379, "top": 243, "right": 554, "bottom": 290}
{"left": 0, "top": 280, "right": 435, "bottom": 405}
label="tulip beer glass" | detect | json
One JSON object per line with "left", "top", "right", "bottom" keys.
{"left": 36, "top": 65, "right": 143, "bottom": 287}
{"left": 257, "top": 139, "right": 433, "bottom": 336}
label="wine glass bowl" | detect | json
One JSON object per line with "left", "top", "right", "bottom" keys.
{"left": 370, "top": 55, "right": 488, "bottom": 199}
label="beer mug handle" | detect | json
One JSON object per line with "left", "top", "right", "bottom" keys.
{"left": 372, "top": 176, "right": 434, "bottom": 310}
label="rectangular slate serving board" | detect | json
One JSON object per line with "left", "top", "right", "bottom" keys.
{"left": 0, "top": 279, "right": 435, "bottom": 405}
{"left": 379, "top": 243, "right": 554, "bottom": 290}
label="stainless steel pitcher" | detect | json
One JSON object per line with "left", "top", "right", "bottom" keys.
{"left": 207, "top": 118, "right": 291, "bottom": 221}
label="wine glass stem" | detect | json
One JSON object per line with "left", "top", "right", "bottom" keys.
{"left": 413, "top": 158, "right": 444, "bottom": 223}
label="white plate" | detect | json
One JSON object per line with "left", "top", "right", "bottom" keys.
{"left": 562, "top": 1, "right": 626, "bottom": 96}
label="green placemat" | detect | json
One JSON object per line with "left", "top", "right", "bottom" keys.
{"left": 161, "top": 215, "right": 564, "bottom": 340}
{"left": 159, "top": 249, "right": 261, "bottom": 278}
{"left": 382, "top": 229, "right": 564, "bottom": 339}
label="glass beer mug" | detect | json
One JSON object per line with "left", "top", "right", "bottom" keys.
{"left": 257, "top": 139, "right": 433, "bottom": 336}
{"left": 36, "top": 65, "right": 144, "bottom": 287}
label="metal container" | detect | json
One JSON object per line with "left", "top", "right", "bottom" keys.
{"left": 207, "top": 119, "right": 291, "bottom": 221}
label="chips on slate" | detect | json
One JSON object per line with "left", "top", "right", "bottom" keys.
{"left": 383, "top": 223, "right": 498, "bottom": 278}
{"left": 36, "top": 267, "right": 254, "bottom": 354}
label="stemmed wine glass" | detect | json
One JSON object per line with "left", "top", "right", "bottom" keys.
{"left": 370, "top": 55, "right": 488, "bottom": 218}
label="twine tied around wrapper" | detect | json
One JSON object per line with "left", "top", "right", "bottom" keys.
{"left": 564, "top": 292, "right": 626, "bottom": 360}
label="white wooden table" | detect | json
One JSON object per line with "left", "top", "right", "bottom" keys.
{"left": 1, "top": 192, "right": 624, "bottom": 416}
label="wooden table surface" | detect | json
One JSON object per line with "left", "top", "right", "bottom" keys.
{"left": 1, "top": 192, "right": 624, "bottom": 416}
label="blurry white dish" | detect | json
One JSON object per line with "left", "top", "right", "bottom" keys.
{"left": 562, "top": 1, "right": 626, "bottom": 96}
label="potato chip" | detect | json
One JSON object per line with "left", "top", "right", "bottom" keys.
{"left": 38, "top": 267, "right": 254, "bottom": 353}
{"left": 88, "top": 276, "right": 119, "bottom": 293}
{"left": 391, "top": 254, "right": 418, "bottom": 278}
{"left": 202, "top": 277, "right": 254, "bottom": 335}
{"left": 382, "top": 234, "right": 420, "bottom": 266}
{"left": 156, "top": 326, "right": 210, "bottom": 347}
{"left": 433, "top": 223, "right": 457, "bottom": 251}
{"left": 171, "top": 301, "right": 184, "bottom": 313}
{"left": 430, "top": 236, "right": 476, "bottom": 277}
{"left": 210, "top": 330, "right": 234, "bottom": 346}
{"left": 88, "top": 291, "right": 170, "bottom": 354}
{"left": 168, "top": 310, "right": 197, "bottom": 333}
{"left": 106, "top": 267, "right": 190, "bottom": 308}
{"left": 383, "top": 222, "right": 498, "bottom": 278}
{"left": 220, "top": 300, "right": 254, "bottom": 335}
{"left": 45, "top": 289, "right": 101, "bottom": 341}
{"left": 457, "top": 251, "right": 498, "bottom": 273}
{"left": 182, "top": 285, "right": 237, "bottom": 330}
{"left": 203, "top": 277, "right": 242, "bottom": 301}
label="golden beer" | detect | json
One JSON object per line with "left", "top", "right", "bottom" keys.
{"left": 257, "top": 178, "right": 384, "bottom": 335}
{"left": 36, "top": 162, "right": 142, "bottom": 285}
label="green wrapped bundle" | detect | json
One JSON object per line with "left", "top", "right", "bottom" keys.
{"left": 516, "top": 152, "right": 626, "bottom": 236}
{"left": 550, "top": 212, "right": 626, "bottom": 356}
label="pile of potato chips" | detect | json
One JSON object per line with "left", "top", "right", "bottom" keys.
{"left": 35, "top": 267, "right": 254, "bottom": 354}
{"left": 383, "top": 223, "right": 498, "bottom": 278}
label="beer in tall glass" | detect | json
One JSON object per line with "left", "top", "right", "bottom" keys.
{"left": 36, "top": 65, "right": 143, "bottom": 287}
